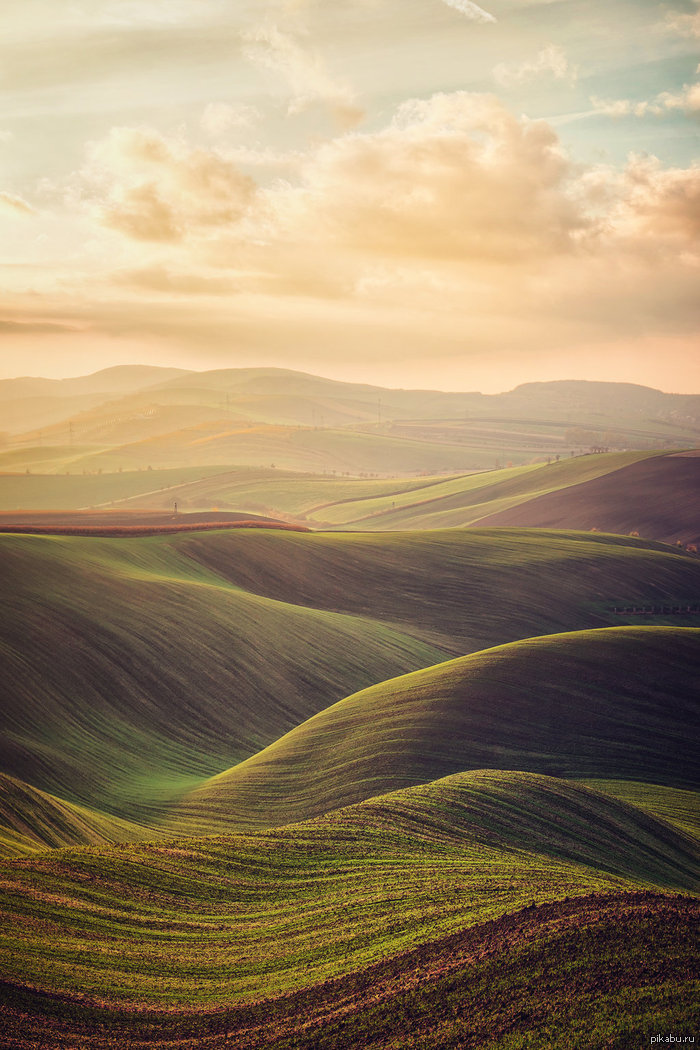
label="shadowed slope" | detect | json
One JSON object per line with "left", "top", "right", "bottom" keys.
{"left": 176, "top": 527, "right": 700, "bottom": 654}
{"left": 476, "top": 452, "right": 700, "bottom": 546}
{"left": 319, "top": 452, "right": 657, "bottom": 530}
{"left": 172, "top": 627, "right": 700, "bottom": 833}
{"left": 3, "top": 528, "right": 699, "bottom": 823}
{"left": 0, "top": 533, "right": 444, "bottom": 821}
{"left": 0, "top": 774, "right": 153, "bottom": 857}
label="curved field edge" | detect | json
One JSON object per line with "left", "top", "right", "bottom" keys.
{"left": 0, "top": 520, "right": 310, "bottom": 536}
{"left": 0, "top": 892, "right": 695, "bottom": 1049}
{"left": 577, "top": 780, "right": 700, "bottom": 839}
{"left": 0, "top": 774, "right": 156, "bottom": 858}
{"left": 0, "top": 771, "right": 696, "bottom": 1011}
{"left": 172, "top": 626, "right": 700, "bottom": 833}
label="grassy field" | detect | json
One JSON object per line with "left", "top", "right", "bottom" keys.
{"left": 0, "top": 464, "right": 236, "bottom": 510}
{"left": 0, "top": 772, "right": 696, "bottom": 1046}
{"left": 172, "top": 627, "right": 700, "bottom": 833}
{"left": 0, "top": 774, "right": 155, "bottom": 857}
{"left": 4, "top": 452, "right": 696, "bottom": 551}
{"left": 0, "top": 531, "right": 446, "bottom": 821}
{"left": 0, "top": 509, "right": 698, "bottom": 1046}
{"left": 2, "top": 527, "right": 699, "bottom": 828}
{"left": 311, "top": 452, "right": 658, "bottom": 527}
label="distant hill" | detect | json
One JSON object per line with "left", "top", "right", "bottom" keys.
{"left": 0, "top": 365, "right": 190, "bottom": 402}
{"left": 3, "top": 369, "right": 698, "bottom": 475}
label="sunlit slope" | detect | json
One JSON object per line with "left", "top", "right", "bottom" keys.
{"left": 1, "top": 892, "right": 694, "bottom": 1050}
{"left": 176, "top": 527, "right": 700, "bottom": 653}
{"left": 173, "top": 627, "right": 700, "bottom": 832}
{"left": 0, "top": 774, "right": 695, "bottom": 1013}
{"left": 71, "top": 422, "right": 485, "bottom": 475}
{"left": 0, "top": 774, "right": 152, "bottom": 858}
{"left": 0, "top": 533, "right": 445, "bottom": 820}
{"left": 315, "top": 451, "right": 657, "bottom": 528}
{"left": 116, "top": 466, "right": 441, "bottom": 517}
{"left": 308, "top": 771, "right": 700, "bottom": 890}
{"left": 576, "top": 780, "right": 700, "bottom": 839}
{"left": 0, "top": 464, "right": 232, "bottom": 510}
{"left": 477, "top": 451, "right": 700, "bottom": 546}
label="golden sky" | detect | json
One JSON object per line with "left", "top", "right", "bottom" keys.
{"left": 1, "top": 0, "right": 698, "bottom": 392}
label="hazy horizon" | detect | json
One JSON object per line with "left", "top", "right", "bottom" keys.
{"left": 1, "top": 360, "right": 699, "bottom": 400}
{"left": 1, "top": 1, "right": 698, "bottom": 393}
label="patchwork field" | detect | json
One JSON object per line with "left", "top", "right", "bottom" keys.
{"left": 4, "top": 450, "right": 698, "bottom": 549}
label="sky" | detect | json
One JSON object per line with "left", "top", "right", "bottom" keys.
{"left": 0, "top": 0, "right": 698, "bottom": 393}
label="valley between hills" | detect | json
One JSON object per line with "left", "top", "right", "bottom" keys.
{"left": 0, "top": 368, "right": 698, "bottom": 1048}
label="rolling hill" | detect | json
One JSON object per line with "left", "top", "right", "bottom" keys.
{"left": 0, "top": 771, "right": 696, "bottom": 1046}
{"left": 2, "top": 527, "right": 699, "bottom": 826}
{"left": 4, "top": 369, "right": 698, "bottom": 480}
{"left": 171, "top": 626, "right": 700, "bottom": 833}
{"left": 0, "top": 532, "right": 445, "bottom": 821}
{"left": 4, "top": 451, "right": 697, "bottom": 553}
{"left": 476, "top": 450, "right": 700, "bottom": 546}
{"left": 0, "top": 774, "right": 153, "bottom": 857}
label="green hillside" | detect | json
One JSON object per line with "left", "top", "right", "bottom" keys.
{"left": 172, "top": 627, "right": 700, "bottom": 833}
{"left": 0, "top": 774, "right": 153, "bottom": 857}
{"left": 319, "top": 451, "right": 658, "bottom": 529}
{"left": 2, "top": 527, "right": 699, "bottom": 825}
{"left": 68, "top": 421, "right": 486, "bottom": 475}
{"left": 0, "top": 772, "right": 696, "bottom": 1046}
{"left": 174, "top": 527, "right": 700, "bottom": 653}
{"left": 0, "top": 532, "right": 445, "bottom": 821}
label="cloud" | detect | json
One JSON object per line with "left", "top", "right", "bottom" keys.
{"left": 243, "top": 22, "right": 364, "bottom": 127}
{"left": 0, "top": 191, "right": 36, "bottom": 216}
{"left": 493, "top": 45, "right": 574, "bottom": 87}
{"left": 200, "top": 101, "right": 260, "bottom": 138}
{"left": 83, "top": 127, "right": 256, "bottom": 243}
{"left": 114, "top": 264, "right": 238, "bottom": 295}
{"left": 273, "top": 92, "right": 587, "bottom": 264}
{"left": 618, "top": 155, "right": 700, "bottom": 245}
{"left": 40, "top": 90, "right": 697, "bottom": 390}
{"left": 440, "top": 0, "right": 496, "bottom": 23}
{"left": 0, "top": 318, "right": 79, "bottom": 335}
{"left": 591, "top": 79, "right": 700, "bottom": 119}
{"left": 664, "top": 2, "right": 700, "bottom": 38}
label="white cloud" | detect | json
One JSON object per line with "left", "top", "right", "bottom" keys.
{"left": 591, "top": 79, "right": 700, "bottom": 120}
{"left": 664, "top": 2, "right": 700, "bottom": 38}
{"left": 493, "top": 45, "right": 574, "bottom": 87}
{"left": 82, "top": 127, "right": 256, "bottom": 243}
{"left": 243, "top": 22, "right": 364, "bottom": 127}
{"left": 441, "top": 0, "right": 496, "bottom": 23}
